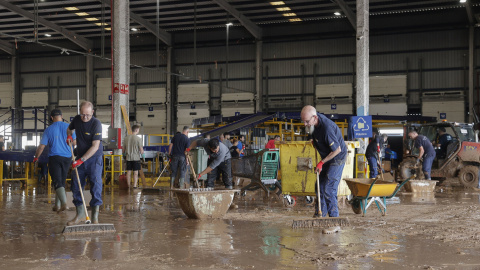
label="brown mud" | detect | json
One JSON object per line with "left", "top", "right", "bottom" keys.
{"left": 1, "top": 179, "right": 480, "bottom": 269}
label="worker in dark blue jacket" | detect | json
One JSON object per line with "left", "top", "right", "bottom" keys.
{"left": 301, "top": 105, "right": 347, "bottom": 218}
{"left": 408, "top": 129, "right": 436, "bottom": 180}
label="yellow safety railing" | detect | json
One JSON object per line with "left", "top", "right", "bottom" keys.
{"left": 103, "top": 155, "right": 124, "bottom": 186}
{"left": 0, "top": 160, "right": 32, "bottom": 186}
{"left": 147, "top": 134, "right": 172, "bottom": 146}
{"left": 355, "top": 154, "right": 369, "bottom": 178}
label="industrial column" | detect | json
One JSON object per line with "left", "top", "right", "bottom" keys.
{"left": 166, "top": 46, "right": 172, "bottom": 134}
{"left": 356, "top": 0, "right": 369, "bottom": 153}
{"left": 86, "top": 55, "right": 94, "bottom": 102}
{"left": 112, "top": 0, "right": 130, "bottom": 155}
{"left": 468, "top": 25, "right": 474, "bottom": 123}
{"left": 255, "top": 40, "right": 263, "bottom": 113}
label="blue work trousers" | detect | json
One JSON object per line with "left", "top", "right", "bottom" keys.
{"left": 171, "top": 155, "right": 187, "bottom": 187}
{"left": 367, "top": 156, "right": 378, "bottom": 178}
{"left": 422, "top": 153, "right": 436, "bottom": 180}
{"left": 71, "top": 155, "right": 103, "bottom": 207}
{"left": 315, "top": 159, "right": 346, "bottom": 217}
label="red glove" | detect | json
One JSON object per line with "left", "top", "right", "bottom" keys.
{"left": 377, "top": 145, "right": 380, "bottom": 153}
{"left": 242, "top": 145, "right": 245, "bottom": 150}
{"left": 197, "top": 174, "right": 202, "bottom": 180}
{"left": 33, "top": 157, "right": 38, "bottom": 163}
{"left": 72, "top": 159, "right": 84, "bottom": 169}
{"left": 186, "top": 148, "right": 191, "bottom": 152}
{"left": 315, "top": 161, "right": 324, "bottom": 173}
{"left": 66, "top": 135, "right": 73, "bottom": 145}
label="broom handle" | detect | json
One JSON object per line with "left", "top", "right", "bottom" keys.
{"left": 186, "top": 153, "right": 200, "bottom": 188}
{"left": 316, "top": 171, "right": 322, "bottom": 216}
{"left": 69, "top": 142, "right": 91, "bottom": 223}
{"left": 153, "top": 160, "right": 169, "bottom": 187}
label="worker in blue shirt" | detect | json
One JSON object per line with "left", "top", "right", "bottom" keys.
{"left": 301, "top": 105, "right": 347, "bottom": 218}
{"left": 66, "top": 101, "right": 104, "bottom": 225}
{"left": 408, "top": 129, "right": 436, "bottom": 180}
{"left": 33, "top": 109, "right": 76, "bottom": 213}
{"left": 435, "top": 127, "right": 452, "bottom": 158}
{"left": 365, "top": 131, "right": 388, "bottom": 178}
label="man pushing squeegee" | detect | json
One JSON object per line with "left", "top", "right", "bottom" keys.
{"left": 292, "top": 105, "right": 349, "bottom": 232}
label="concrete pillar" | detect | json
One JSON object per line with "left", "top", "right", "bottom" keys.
{"left": 468, "top": 25, "right": 474, "bottom": 123}
{"left": 166, "top": 46, "right": 172, "bottom": 134}
{"left": 112, "top": 0, "right": 130, "bottom": 155}
{"left": 86, "top": 55, "right": 94, "bottom": 102}
{"left": 255, "top": 40, "right": 263, "bottom": 113}
{"left": 356, "top": 0, "right": 369, "bottom": 153}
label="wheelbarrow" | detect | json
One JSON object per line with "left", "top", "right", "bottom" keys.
{"left": 344, "top": 175, "right": 414, "bottom": 216}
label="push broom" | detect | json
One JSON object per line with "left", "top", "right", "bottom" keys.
{"left": 63, "top": 142, "right": 115, "bottom": 234}
{"left": 292, "top": 172, "right": 350, "bottom": 229}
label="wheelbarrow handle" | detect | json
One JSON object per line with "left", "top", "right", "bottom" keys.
{"left": 387, "top": 174, "right": 416, "bottom": 199}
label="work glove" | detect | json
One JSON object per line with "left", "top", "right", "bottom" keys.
{"left": 197, "top": 174, "right": 202, "bottom": 180}
{"left": 72, "top": 159, "right": 84, "bottom": 169}
{"left": 186, "top": 148, "right": 191, "bottom": 152}
{"left": 315, "top": 161, "right": 324, "bottom": 173}
{"left": 66, "top": 135, "right": 73, "bottom": 145}
{"left": 242, "top": 145, "right": 246, "bottom": 150}
{"left": 33, "top": 157, "right": 38, "bottom": 163}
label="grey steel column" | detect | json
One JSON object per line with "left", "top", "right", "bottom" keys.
{"left": 112, "top": 0, "right": 130, "bottom": 155}
{"left": 356, "top": 0, "right": 369, "bottom": 153}
{"left": 469, "top": 25, "right": 474, "bottom": 123}
{"left": 255, "top": 40, "right": 263, "bottom": 112}
{"left": 12, "top": 56, "right": 21, "bottom": 149}
{"left": 86, "top": 55, "right": 94, "bottom": 102}
{"left": 166, "top": 46, "right": 172, "bottom": 134}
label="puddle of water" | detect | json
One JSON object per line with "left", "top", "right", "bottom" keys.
{"left": 1, "top": 185, "right": 480, "bottom": 269}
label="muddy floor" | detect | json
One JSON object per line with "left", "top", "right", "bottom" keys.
{"left": 1, "top": 179, "right": 480, "bottom": 270}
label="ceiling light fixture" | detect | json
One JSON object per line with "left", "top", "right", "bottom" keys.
{"left": 288, "top": 18, "right": 302, "bottom": 22}
{"left": 225, "top": 22, "right": 233, "bottom": 26}
{"left": 276, "top": 7, "right": 291, "bottom": 11}
{"left": 64, "top": 7, "right": 79, "bottom": 11}
{"left": 270, "top": 1, "right": 285, "bottom": 5}
{"left": 131, "top": 28, "right": 138, "bottom": 31}
{"left": 85, "top": 17, "right": 98, "bottom": 21}
{"left": 75, "top": 12, "right": 89, "bottom": 16}
{"left": 282, "top": 13, "right": 297, "bottom": 17}
{"left": 334, "top": 11, "right": 341, "bottom": 16}
{"left": 460, "top": 0, "right": 467, "bottom": 3}
{"left": 44, "top": 33, "right": 51, "bottom": 37}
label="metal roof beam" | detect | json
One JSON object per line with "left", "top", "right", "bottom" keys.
{"left": 0, "top": 39, "right": 15, "bottom": 55}
{"left": 332, "top": 0, "right": 356, "bottom": 29}
{"left": 0, "top": 0, "right": 92, "bottom": 50}
{"left": 211, "top": 0, "right": 263, "bottom": 40}
{"left": 99, "top": 0, "right": 172, "bottom": 46}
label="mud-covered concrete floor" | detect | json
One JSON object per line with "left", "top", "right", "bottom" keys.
{"left": 2, "top": 179, "right": 480, "bottom": 270}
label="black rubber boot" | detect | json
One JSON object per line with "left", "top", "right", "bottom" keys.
{"left": 91, "top": 205, "right": 100, "bottom": 224}
{"left": 67, "top": 205, "right": 86, "bottom": 226}
{"left": 313, "top": 200, "right": 321, "bottom": 218}
{"left": 55, "top": 187, "right": 67, "bottom": 213}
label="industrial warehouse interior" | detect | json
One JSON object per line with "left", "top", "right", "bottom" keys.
{"left": 1, "top": 0, "right": 480, "bottom": 269}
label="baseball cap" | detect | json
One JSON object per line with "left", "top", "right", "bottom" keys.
{"left": 50, "top": 109, "right": 62, "bottom": 117}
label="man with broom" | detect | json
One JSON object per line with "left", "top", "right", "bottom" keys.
{"left": 66, "top": 101, "right": 104, "bottom": 225}
{"left": 300, "top": 105, "right": 347, "bottom": 221}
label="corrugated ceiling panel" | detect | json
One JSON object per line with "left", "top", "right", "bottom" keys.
{"left": 20, "top": 55, "right": 85, "bottom": 72}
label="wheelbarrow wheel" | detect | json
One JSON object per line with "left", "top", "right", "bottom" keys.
{"left": 283, "top": 195, "right": 296, "bottom": 207}
{"left": 351, "top": 199, "right": 362, "bottom": 215}
{"left": 305, "top": 196, "right": 314, "bottom": 206}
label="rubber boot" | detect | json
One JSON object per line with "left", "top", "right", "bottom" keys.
{"left": 91, "top": 205, "right": 100, "bottom": 224}
{"left": 313, "top": 200, "right": 321, "bottom": 218}
{"left": 55, "top": 187, "right": 68, "bottom": 213}
{"left": 52, "top": 194, "right": 61, "bottom": 212}
{"left": 67, "top": 205, "right": 86, "bottom": 226}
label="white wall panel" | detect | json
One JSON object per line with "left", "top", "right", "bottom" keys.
{"left": 22, "top": 92, "right": 48, "bottom": 107}
{"left": 136, "top": 88, "right": 166, "bottom": 104}
{"left": 96, "top": 77, "right": 111, "bottom": 105}
{"left": 0, "top": 82, "right": 13, "bottom": 108}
